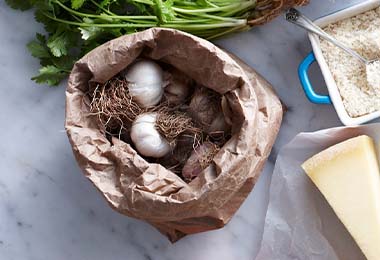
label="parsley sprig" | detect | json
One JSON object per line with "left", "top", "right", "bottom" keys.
{"left": 6, "top": 0, "right": 260, "bottom": 86}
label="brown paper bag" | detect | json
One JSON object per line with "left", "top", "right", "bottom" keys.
{"left": 65, "top": 28, "right": 283, "bottom": 242}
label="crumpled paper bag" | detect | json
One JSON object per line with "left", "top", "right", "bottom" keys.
{"left": 255, "top": 124, "right": 380, "bottom": 260}
{"left": 65, "top": 28, "right": 283, "bottom": 242}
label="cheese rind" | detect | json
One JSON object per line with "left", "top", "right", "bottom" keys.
{"left": 302, "top": 135, "right": 380, "bottom": 260}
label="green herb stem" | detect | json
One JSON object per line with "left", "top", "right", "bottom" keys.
{"left": 42, "top": 10, "right": 247, "bottom": 30}
{"left": 5, "top": 0, "right": 272, "bottom": 86}
{"left": 54, "top": 1, "right": 158, "bottom": 22}
{"left": 172, "top": 1, "right": 256, "bottom": 14}
{"left": 88, "top": 0, "right": 115, "bottom": 16}
{"left": 43, "top": 13, "right": 157, "bottom": 28}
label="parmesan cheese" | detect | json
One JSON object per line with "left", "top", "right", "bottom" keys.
{"left": 302, "top": 135, "right": 380, "bottom": 260}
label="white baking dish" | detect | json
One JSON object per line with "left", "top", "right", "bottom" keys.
{"left": 298, "top": 0, "right": 380, "bottom": 126}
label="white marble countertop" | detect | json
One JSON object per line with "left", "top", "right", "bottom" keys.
{"left": 0, "top": 1, "right": 370, "bottom": 259}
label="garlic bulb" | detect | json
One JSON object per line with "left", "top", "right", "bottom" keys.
{"left": 123, "top": 60, "right": 164, "bottom": 107}
{"left": 130, "top": 113, "right": 171, "bottom": 158}
{"left": 189, "top": 87, "right": 230, "bottom": 134}
{"left": 208, "top": 113, "right": 230, "bottom": 134}
{"left": 164, "top": 69, "right": 192, "bottom": 106}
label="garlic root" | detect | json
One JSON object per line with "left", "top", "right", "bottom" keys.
{"left": 89, "top": 77, "right": 143, "bottom": 136}
{"left": 182, "top": 142, "right": 220, "bottom": 182}
{"left": 156, "top": 109, "right": 202, "bottom": 144}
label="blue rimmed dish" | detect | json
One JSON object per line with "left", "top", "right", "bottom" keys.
{"left": 298, "top": 0, "right": 380, "bottom": 126}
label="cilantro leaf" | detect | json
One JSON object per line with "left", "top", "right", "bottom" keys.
{"left": 51, "top": 56, "right": 76, "bottom": 71}
{"left": 153, "top": 0, "right": 175, "bottom": 24}
{"left": 47, "top": 26, "right": 77, "bottom": 57}
{"left": 80, "top": 26, "right": 104, "bottom": 41}
{"left": 27, "top": 33, "right": 51, "bottom": 59}
{"left": 71, "top": 0, "right": 86, "bottom": 10}
{"left": 7, "top": 0, "right": 258, "bottom": 87}
{"left": 47, "top": 33, "right": 69, "bottom": 57}
{"left": 100, "top": 0, "right": 112, "bottom": 8}
{"left": 31, "top": 65, "right": 68, "bottom": 86}
{"left": 79, "top": 17, "right": 105, "bottom": 41}
{"left": 5, "top": 0, "right": 34, "bottom": 11}
{"left": 35, "top": 9, "right": 59, "bottom": 33}
{"left": 79, "top": 17, "right": 121, "bottom": 41}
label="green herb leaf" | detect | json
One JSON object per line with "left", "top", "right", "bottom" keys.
{"left": 27, "top": 33, "right": 51, "bottom": 59}
{"left": 47, "top": 26, "right": 77, "bottom": 57}
{"left": 51, "top": 55, "right": 76, "bottom": 71}
{"left": 35, "top": 9, "right": 59, "bottom": 33}
{"left": 5, "top": 0, "right": 257, "bottom": 86}
{"left": 80, "top": 26, "right": 104, "bottom": 41}
{"left": 79, "top": 17, "right": 105, "bottom": 41}
{"left": 100, "top": 0, "right": 112, "bottom": 8}
{"left": 31, "top": 65, "right": 67, "bottom": 86}
{"left": 153, "top": 0, "right": 175, "bottom": 24}
{"left": 71, "top": 0, "right": 86, "bottom": 10}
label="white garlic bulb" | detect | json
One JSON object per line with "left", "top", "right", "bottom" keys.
{"left": 130, "top": 113, "right": 171, "bottom": 158}
{"left": 123, "top": 59, "right": 164, "bottom": 107}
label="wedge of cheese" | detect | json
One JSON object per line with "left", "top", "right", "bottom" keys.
{"left": 302, "top": 135, "right": 380, "bottom": 260}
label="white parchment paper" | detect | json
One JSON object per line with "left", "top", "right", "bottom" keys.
{"left": 255, "top": 124, "right": 380, "bottom": 260}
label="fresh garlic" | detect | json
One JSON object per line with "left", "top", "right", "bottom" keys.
{"left": 123, "top": 60, "right": 164, "bottom": 107}
{"left": 189, "top": 87, "right": 230, "bottom": 134}
{"left": 164, "top": 69, "right": 192, "bottom": 105}
{"left": 130, "top": 113, "right": 171, "bottom": 158}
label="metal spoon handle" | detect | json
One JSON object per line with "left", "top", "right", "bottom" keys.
{"left": 285, "top": 8, "right": 368, "bottom": 64}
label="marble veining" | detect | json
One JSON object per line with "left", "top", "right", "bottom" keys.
{"left": 0, "top": 1, "right": 370, "bottom": 259}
